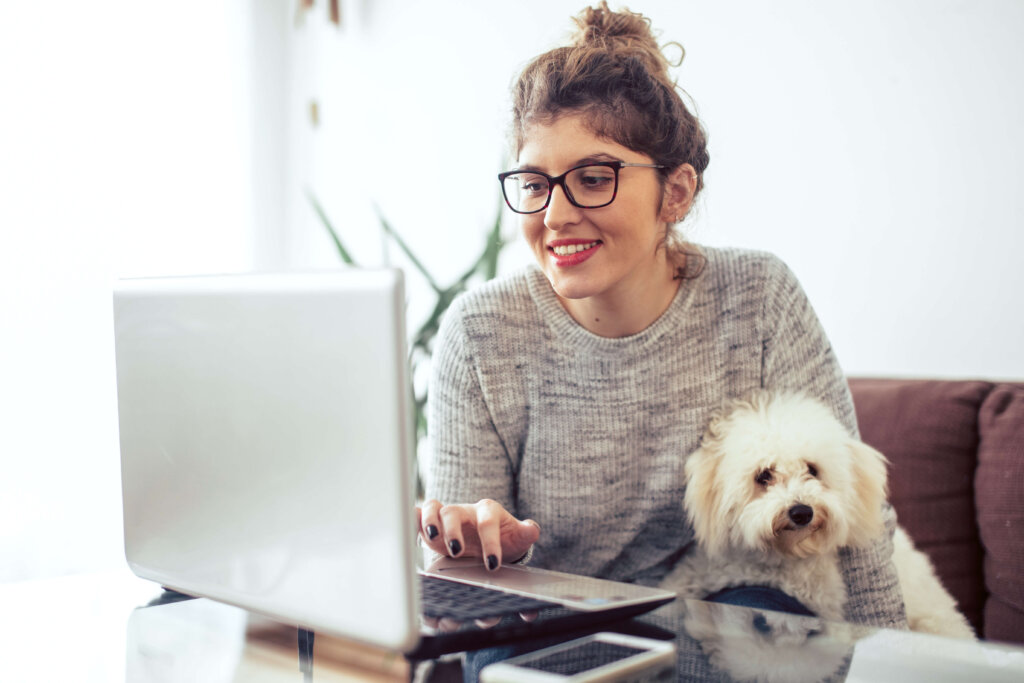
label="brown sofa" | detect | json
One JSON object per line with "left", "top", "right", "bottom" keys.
{"left": 848, "top": 378, "right": 1024, "bottom": 645}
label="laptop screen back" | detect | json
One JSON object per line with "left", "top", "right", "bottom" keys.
{"left": 113, "top": 269, "right": 420, "bottom": 651}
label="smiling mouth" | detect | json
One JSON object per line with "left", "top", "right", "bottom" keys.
{"left": 550, "top": 240, "right": 601, "bottom": 256}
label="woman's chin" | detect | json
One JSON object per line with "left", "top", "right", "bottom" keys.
{"left": 546, "top": 272, "right": 603, "bottom": 301}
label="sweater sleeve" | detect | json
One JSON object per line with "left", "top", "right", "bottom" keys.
{"left": 761, "top": 257, "right": 909, "bottom": 629}
{"left": 423, "top": 295, "right": 517, "bottom": 513}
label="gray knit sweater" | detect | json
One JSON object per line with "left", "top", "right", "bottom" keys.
{"left": 425, "top": 246, "right": 908, "bottom": 628}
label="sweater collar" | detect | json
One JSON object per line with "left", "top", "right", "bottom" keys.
{"left": 525, "top": 262, "right": 703, "bottom": 357}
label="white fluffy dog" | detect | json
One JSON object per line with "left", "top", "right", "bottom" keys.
{"left": 662, "top": 391, "right": 975, "bottom": 639}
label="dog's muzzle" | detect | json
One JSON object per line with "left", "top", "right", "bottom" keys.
{"left": 788, "top": 504, "right": 814, "bottom": 527}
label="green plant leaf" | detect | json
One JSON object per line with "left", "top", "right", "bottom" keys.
{"left": 307, "top": 190, "right": 357, "bottom": 266}
{"left": 309, "top": 192, "right": 506, "bottom": 472}
{"left": 482, "top": 197, "right": 505, "bottom": 280}
{"left": 373, "top": 204, "right": 443, "bottom": 294}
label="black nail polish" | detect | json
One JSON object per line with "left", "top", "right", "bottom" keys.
{"left": 426, "top": 525, "right": 438, "bottom": 540}
{"left": 449, "top": 539, "right": 462, "bottom": 556}
{"left": 487, "top": 555, "right": 499, "bottom": 571}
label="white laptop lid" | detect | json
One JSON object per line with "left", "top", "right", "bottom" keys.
{"left": 113, "top": 269, "right": 420, "bottom": 651}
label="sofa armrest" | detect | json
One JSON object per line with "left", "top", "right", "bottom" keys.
{"left": 848, "top": 378, "right": 990, "bottom": 636}
{"left": 976, "top": 384, "right": 1024, "bottom": 643}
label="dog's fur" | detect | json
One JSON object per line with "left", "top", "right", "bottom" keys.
{"left": 662, "top": 391, "right": 975, "bottom": 639}
{"left": 681, "top": 600, "right": 856, "bottom": 683}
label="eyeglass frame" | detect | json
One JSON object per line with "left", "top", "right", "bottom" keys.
{"left": 497, "top": 161, "right": 667, "bottom": 214}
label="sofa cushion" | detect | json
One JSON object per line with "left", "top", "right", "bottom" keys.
{"left": 976, "top": 383, "right": 1024, "bottom": 644}
{"left": 848, "top": 378, "right": 991, "bottom": 635}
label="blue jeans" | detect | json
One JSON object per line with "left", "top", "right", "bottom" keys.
{"left": 461, "top": 586, "right": 815, "bottom": 682}
{"left": 461, "top": 637, "right": 561, "bottom": 683}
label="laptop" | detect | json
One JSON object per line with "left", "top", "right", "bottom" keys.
{"left": 112, "top": 269, "right": 675, "bottom": 659}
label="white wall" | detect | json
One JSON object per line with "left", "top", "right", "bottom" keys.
{"left": 0, "top": 1, "right": 267, "bottom": 581}
{"left": 289, "top": 0, "right": 1024, "bottom": 380}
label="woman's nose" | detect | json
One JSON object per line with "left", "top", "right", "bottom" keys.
{"left": 543, "top": 184, "right": 582, "bottom": 232}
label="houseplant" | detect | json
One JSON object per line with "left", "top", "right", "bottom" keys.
{"left": 307, "top": 191, "right": 507, "bottom": 453}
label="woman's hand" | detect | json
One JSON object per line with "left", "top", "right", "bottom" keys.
{"left": 417, "top": 498, "right": 540, "bottom": 571}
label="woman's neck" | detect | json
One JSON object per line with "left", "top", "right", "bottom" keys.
{"left": 557, "top": 258, "right": 681, "bottom": 338}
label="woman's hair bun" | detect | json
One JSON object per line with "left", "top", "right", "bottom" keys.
{"left": 570, "top": 2, "right": 671, "bottom": 76}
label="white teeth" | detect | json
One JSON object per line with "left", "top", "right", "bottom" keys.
{"left": 552, "top": 241, "right": 598, "bottom": 256}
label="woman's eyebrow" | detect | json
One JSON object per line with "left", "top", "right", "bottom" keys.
{"left": 575, "top": 153, "right": 624, "bottom": 165}
{"left": 513, "top": 153, "right": 625, "bottom": 174}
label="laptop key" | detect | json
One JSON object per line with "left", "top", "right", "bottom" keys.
{"left": 421, "top": 576, "right": 556, "bottom": 621}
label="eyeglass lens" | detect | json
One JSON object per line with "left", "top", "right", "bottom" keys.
{"left": 502, "top": 165, "right": 617, "bottom": 213}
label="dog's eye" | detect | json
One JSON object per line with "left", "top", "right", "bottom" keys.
{"left": 807, "top": 463, "right": 819, "bottom": 478}
{"left": 755, "top": 469, "right": 773, "bottom": 486}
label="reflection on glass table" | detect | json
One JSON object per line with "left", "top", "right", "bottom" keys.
{"left": 5, "top": 571, "right": 1024, "bottom": 682}
{"left": 639, "top": 598, "right": 1024, "bottom": 683}
{"left": 127, "top": 593, "right": 411, "bottom": 682}
{"left": 123, "top": 587, "right": 1024, "bottom": 683}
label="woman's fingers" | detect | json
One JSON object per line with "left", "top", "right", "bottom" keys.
{"left": 419, "top": 499, "right": 472, "bottom": 557}
{"left": 474, "top": 616, "right": 502, "bottom": 629}
{"left": 438, "top": 617, "right": 462, "bottom": 633}
{"left": 475, "top": 499, "right": 504, "bottom": 571}
{"left": 499, "top": 517, "right": 540, "bottom": 564}
{"left": 439, "top": 504, "right": 472, "bottom": 557}
{"left": 419, "top": 499, "right": 441, "bottom": 539}
{"left": 511, "top": 518, "right": 541, "bottom": 550}
{"left": 417, "top": 500, "right": 541, "bottom": 569}
{"left": 418, "top": 499, "right": 447, "bottom": 556}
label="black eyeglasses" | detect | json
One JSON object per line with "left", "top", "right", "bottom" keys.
{"left": 497, "top": 161, "right": 666, "bottom": 214}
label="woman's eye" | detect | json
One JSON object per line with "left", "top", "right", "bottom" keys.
{"left": 578, "top": 174, "right": 614, "bottom": 189}
{"left": 755, "top": 469, "right": 773, "bottom": 486}
{"left": 807, "top": 463, "right": 819, "bottom": 478}
{"left": 569, "top": 166, "right": 616, "bottom": 193}
{"left": 516, "top": 175, "right": 548, "bottom": 195}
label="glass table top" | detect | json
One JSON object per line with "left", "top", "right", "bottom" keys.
{"left": 3, "top": 569, "right": 1023, "bottom": 682}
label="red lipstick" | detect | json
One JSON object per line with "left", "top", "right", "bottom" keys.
{"left": 548, "top": 239, "right": 602, "bottom": 267}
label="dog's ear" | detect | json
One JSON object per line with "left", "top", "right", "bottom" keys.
{"left": 844, "top": 440, "right": 889, "bottom": 547}
{"left": 684, "top": 441, "right": 726, "bottom": 554}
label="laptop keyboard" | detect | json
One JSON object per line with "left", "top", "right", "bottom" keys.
{"left": 420, "top": 576, "right": 557, "bottom": 621}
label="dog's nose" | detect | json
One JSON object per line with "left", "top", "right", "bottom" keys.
{"left": 788, "top": 504, "right": 814, "bottom": 527}
{"left": 752, "top": 613, "right": 771, "bottom": 634}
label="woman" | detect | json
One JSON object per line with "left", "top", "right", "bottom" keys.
{"left": 418, "top": 1, "right": 906, "bottom": 632}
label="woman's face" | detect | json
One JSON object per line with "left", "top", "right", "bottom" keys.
{"left": 516, "top": 114, "right": 676, "bottom": 306}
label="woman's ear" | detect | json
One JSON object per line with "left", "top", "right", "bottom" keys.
{"left": 659, "top": 163, "right": 698, "bottom": 223}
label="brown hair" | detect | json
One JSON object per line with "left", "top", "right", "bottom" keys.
{"left": 510, "top": 2, "right": 709, "bottom": 277}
